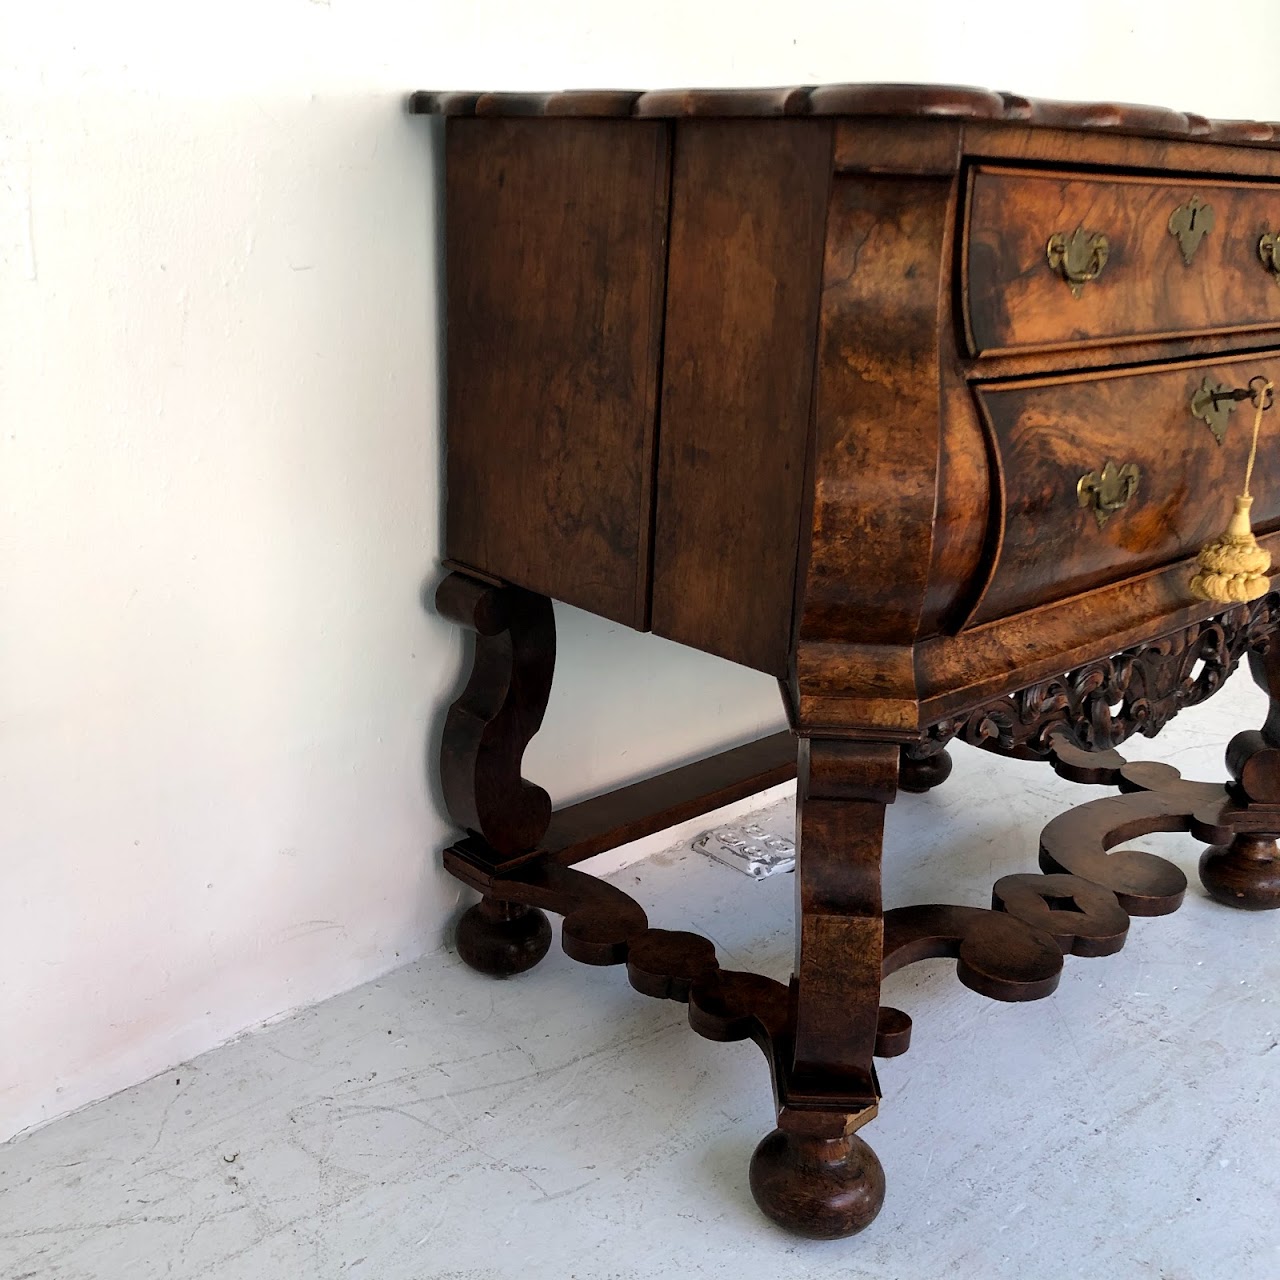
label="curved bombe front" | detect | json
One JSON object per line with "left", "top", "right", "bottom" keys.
{"left": 792, "top": 147, "right": 994, "bottom": 736}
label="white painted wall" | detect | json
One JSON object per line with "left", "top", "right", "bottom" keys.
{"left": 2, "top": 1, "right": 1277, "bottom": 1144}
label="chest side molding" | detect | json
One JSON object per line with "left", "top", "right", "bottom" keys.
{"left": 793, "top": 161, "right": 964, "bottom": 736}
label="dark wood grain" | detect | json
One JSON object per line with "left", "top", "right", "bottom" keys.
{"left": 923, "top": 606, "right": 1273, "bottom": 761}
{"left": 808, "top": 82, "right": 1006, "bottom": 120}
{"left": 966, "top": 166, "right": 1280, "bottom": 355}
{"left": 969, "top": 352, "right": 1280, "bottom": 625}
{"left": 636, "top": 86, "right": 814, "bottom": 118}
{"left": 963, "top": 120, "right": 1280, "bottom": 179}
{"left": 543, "top": 730, "right": 796, "bottom": 865}
{"left": 899, "top": 744, "right": 953, "bottom": 793}
{"left": 832, "top": 118, "right": 962, "bottom": 176}
{"left": 436, "top": 572, "right": 554, "bottom": 856}
{"left": 800, "top": 173, "right": 952, "bottom": 651}
{"left": 1199, "top": 834, "right": 1280, "bottom": 908}
{"left": 650, "top": 120, "right": 832, "bottom": 674}
{"left": 959, "top": 330, "right": 1280, "bottom": 382}
{"left": 430, "top": 92, "right": 1280, "bottom": 1242}
{"left": 1196, "top": 640, "right": 1280, "bottom": 908}
{"left": 435, "top": 573, "right": 1280, "bottom": 1239}
{"left": 748, "top": 1129, "right": 885, "bottom": 1241}
{"left": 790, "top": 739, "right": 895, "bottom": 1101}
{"left": 443, "top": 118, "right": 669, "bottom": 626}
{"left": 883, "top": 904, "right": 1053, "bottom": 994}
{"left": 454, "top": 897, "right": 552, "bottom": 977}
{"left": 452, "top": 730, "right": 798, "bottom": 874}
{"left": 1040, "top": 769, "right": 1205, "bottom": 914}
{"left": 437, "top": 650, "right": 1275, "bottom": 1236}
{"left": 796, "top": 536, "right": 1278, "bottom": 743}
{"left": 997, "top": 93, "right": 1199, "bottom": 135}
{"left": 410, "top": 85, "right": 1280, "bottom": 148}
{"left": 790, "top": 166, "right": 958, "bottom": 735}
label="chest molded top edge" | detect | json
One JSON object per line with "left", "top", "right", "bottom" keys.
{"left": 409, "top": 82, "right": 1280, "bottom": 150}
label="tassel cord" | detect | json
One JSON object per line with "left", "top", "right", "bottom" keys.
{"left": 1243, "top": 380, "right": 1270, "bottom": 500}
{"left": 1188, "top": 376, "right": 1274, "bottom": 604}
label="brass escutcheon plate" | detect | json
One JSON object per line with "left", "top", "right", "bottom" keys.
{"left": 1168, "top": 196, "right": 1214, "bottom": 265}
{"left": 1191, "top": 376, "right": 1235, "bottom": 445}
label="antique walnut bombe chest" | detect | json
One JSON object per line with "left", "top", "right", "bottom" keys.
{"left": 414, "top": 84, "right": 1280, "bottom": 1239}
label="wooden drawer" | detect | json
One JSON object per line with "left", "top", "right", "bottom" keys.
{"left": 967, "top": 352, "right": 1280, "bottom": 625}
{"left": 964, "top": 165, "right": 1280, "bottom": 355}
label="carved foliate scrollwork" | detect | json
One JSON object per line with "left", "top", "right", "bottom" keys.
{"left": 922, "top": 597, "right": 1280, "bottom": 760}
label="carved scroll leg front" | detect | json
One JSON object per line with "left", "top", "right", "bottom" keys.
{"left": 436, "top": 570, "right": 559, "bottom": 974}
{"left": 749, "top": 739, "right": 895, "bottom": 1239}
{"left": 1198, "top": 645, "right": 1280, "bottom": 910}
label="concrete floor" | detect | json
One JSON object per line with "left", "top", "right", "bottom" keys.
{"left": 3, "top": 703, "right": 1279, "bottom": 1278}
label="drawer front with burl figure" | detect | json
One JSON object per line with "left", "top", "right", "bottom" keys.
{"left": 964, "top": 164, "right": 1280, "bottom": 356}
{"left": 965, "top": 352, "right": 1280, "bottom": 625}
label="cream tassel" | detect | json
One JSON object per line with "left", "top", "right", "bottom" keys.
{"left": 1190, "top": 380, "right": 1273, "bottom": 604}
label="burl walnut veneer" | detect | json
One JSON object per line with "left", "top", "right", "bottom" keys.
{"left": 414, "top": 84, "right": 1280, "bottom": 1239}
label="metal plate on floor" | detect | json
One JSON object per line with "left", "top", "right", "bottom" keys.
{"left": 692, "top": 821, "right": 795, "bottom": 879}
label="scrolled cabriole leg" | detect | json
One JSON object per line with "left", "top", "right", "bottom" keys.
{"left": 436, "top": 570, "right": 557, "bottom": 974}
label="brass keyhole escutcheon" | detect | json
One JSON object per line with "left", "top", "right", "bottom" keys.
{"left": 1260, "top": 232, "right": 1280, "bottom": 283}
{"left": 1191, "top": 376, "right": 1236, "bottom": 445}
{"left": 1189, "top": 377, "right": 1273, "bottom": 445}
{"left": 1168, "top": 196, "right": 1214, "bottom": 265}
{"left": 1078, "top": 460, "right": 1140, "bottom": 529}
{"left": 1046, "top": 227, "right": 1110, "bottom": 297}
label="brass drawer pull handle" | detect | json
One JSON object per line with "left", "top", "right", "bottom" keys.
{"left": 1260, "top": 232, "right": 1280, "bottom": 283}
{"left": 1168, "top": 196, "right": 1214, "bottom": 265}
{"left": 1078, "top": 460, "right": 1139, "bottom": 529}
{"left": 1046, "top": 227, "right": 1110, "bottom": 297}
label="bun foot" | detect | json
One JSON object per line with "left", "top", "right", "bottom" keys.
{"left": 748, "top": 1127, "right": 886, "bottom": 1239}
{"left": 1200, "top": 836, "right": 1280, "bottom": 911}
{"left": 455, "top": 898, "right": 553, "bottom": 975}
{"left": 900, "top": 747, "right": 952, "bottom": 794}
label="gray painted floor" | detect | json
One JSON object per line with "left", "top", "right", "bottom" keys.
{"left": 4, "top": 697, "right": 1279, "bottom": 1278}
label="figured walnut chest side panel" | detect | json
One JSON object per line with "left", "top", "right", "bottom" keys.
{"left": 444, "top": 118, "right": 670, "bottom": 627}
{"left": 649, "top": 119, "right": 834, "bottom": 675}
{"left": 791, "top": 170, "right": 960, "bottom": 734}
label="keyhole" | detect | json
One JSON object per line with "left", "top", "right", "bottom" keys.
{"left": 1189, "top": 205, "right": 1197, "bottom": 230}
